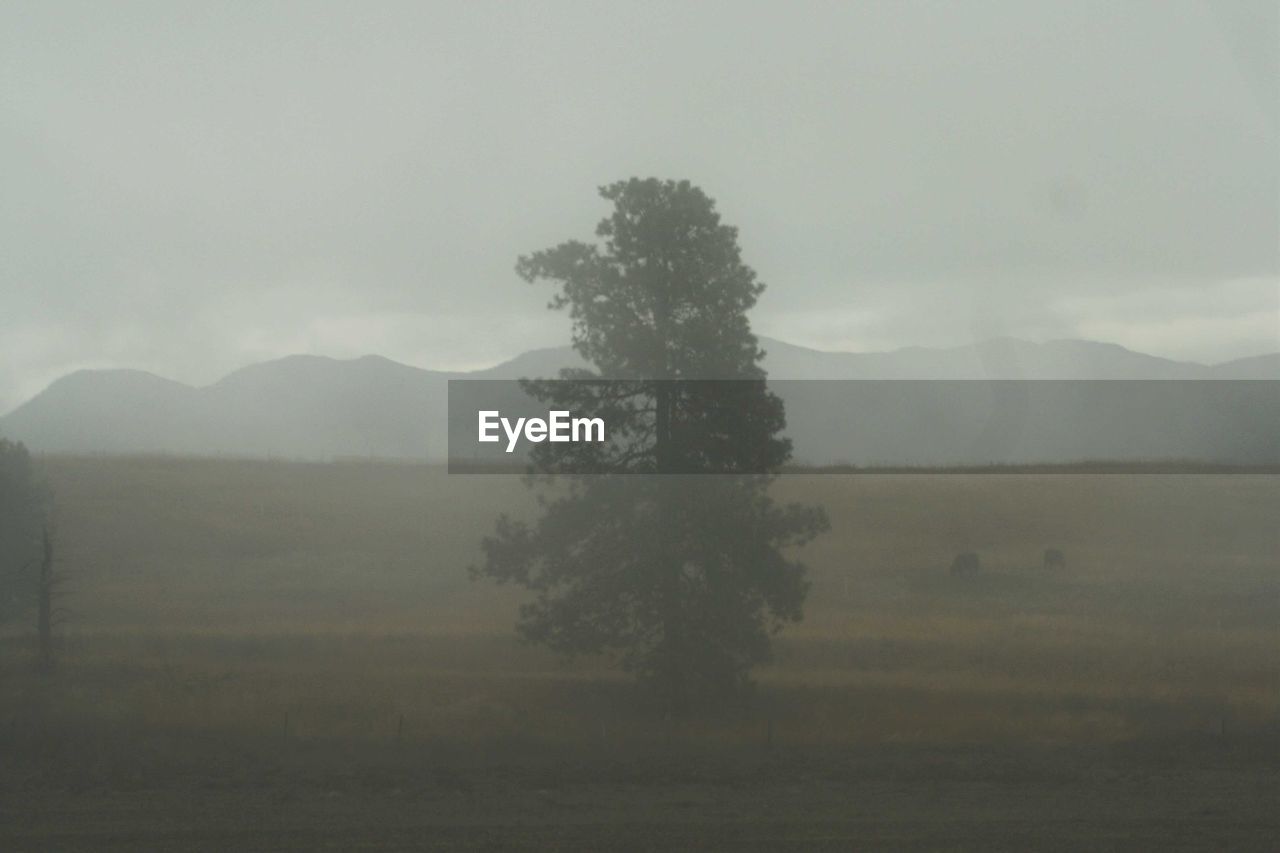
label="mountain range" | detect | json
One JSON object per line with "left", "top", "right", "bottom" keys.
{"left": 2, "top": 337, "right": 1276, "bottom": 465}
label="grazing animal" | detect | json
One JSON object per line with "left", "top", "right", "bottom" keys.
{"left": 1043, "top": 548, "right": 1066, "bottom": 570}
{"left": 949, "top": 552, "right": 980, "bottom": 577}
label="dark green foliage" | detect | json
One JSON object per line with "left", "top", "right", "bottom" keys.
{"left": 0, "top": 438, "right": 48, "bottom": 623}
{"left": 475, "top": 179, "right": 828, "bottom": 710}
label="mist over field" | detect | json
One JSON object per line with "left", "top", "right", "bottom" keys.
{"left": 2, "top": 1, "right": 1277, "bottom": 850}
{"left": 4, "top": 457, "right": 1278, "bottom": 849}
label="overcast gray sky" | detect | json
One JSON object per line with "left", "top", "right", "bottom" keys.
{"left": 2, "top": 0, "right": 1276, "bottom": 412}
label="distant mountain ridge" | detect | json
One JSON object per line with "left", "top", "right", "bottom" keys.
{"left": 2, "top": 337, "right": 1276, "bottom": 463}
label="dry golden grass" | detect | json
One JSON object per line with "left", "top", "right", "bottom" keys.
{"left": 2, "top": 456, "right": 1276, "bottom": 750}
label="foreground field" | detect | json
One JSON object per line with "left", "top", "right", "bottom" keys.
{"left": 1, "top": 456, "right": 1277, "bottom": 849}
{"left": 5, "top": 727, "right": 1276, "bottom": 851}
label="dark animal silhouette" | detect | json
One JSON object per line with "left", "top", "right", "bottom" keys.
{"left": 1043, "top": 548, "right": 1066, "bottom": 570}
{"left": 950, "top": 552, "right": 980, "bottom": 577}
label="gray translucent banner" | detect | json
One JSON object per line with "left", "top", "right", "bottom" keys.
{"left": 447, "top": 379, "right": 1279, "bottom": 474}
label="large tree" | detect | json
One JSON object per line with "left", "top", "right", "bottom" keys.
{"left": 475, "top": 178, "right": 827, "bottom": 711}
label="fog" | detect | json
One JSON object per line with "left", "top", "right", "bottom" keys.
{"left": 2, "top": 0, "right": 1276, "bottom": 412}
{"left": 1, "top": 4, "right": 1278, "bottom": 850}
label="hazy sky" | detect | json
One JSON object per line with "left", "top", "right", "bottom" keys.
{"left": 2, "top": 0, "right": 1276, "bottom": 412}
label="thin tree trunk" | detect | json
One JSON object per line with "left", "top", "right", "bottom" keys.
{"left": 36, "top": 526, "right": 53, "bottom": 673}
{"left": 652, "top": 284, "right": 688, "bottom": 713}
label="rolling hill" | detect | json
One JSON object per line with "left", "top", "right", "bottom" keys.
{"left": 2, "top": 338, "right": 1276, "bottom": 464}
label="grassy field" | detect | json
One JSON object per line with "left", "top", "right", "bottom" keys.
{"left": 2, "top": 456, "right": 1277, "bottom": 850}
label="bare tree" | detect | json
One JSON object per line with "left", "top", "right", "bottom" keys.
{"left": 35, "top": 523, "right": 64, "bottom": 673}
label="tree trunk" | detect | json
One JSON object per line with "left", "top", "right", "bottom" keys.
{"left": 36, "top": 526, "right": 53, "bottom": 673}
{"left": 652, "top": 285, "right": 689, "bottom": 713}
